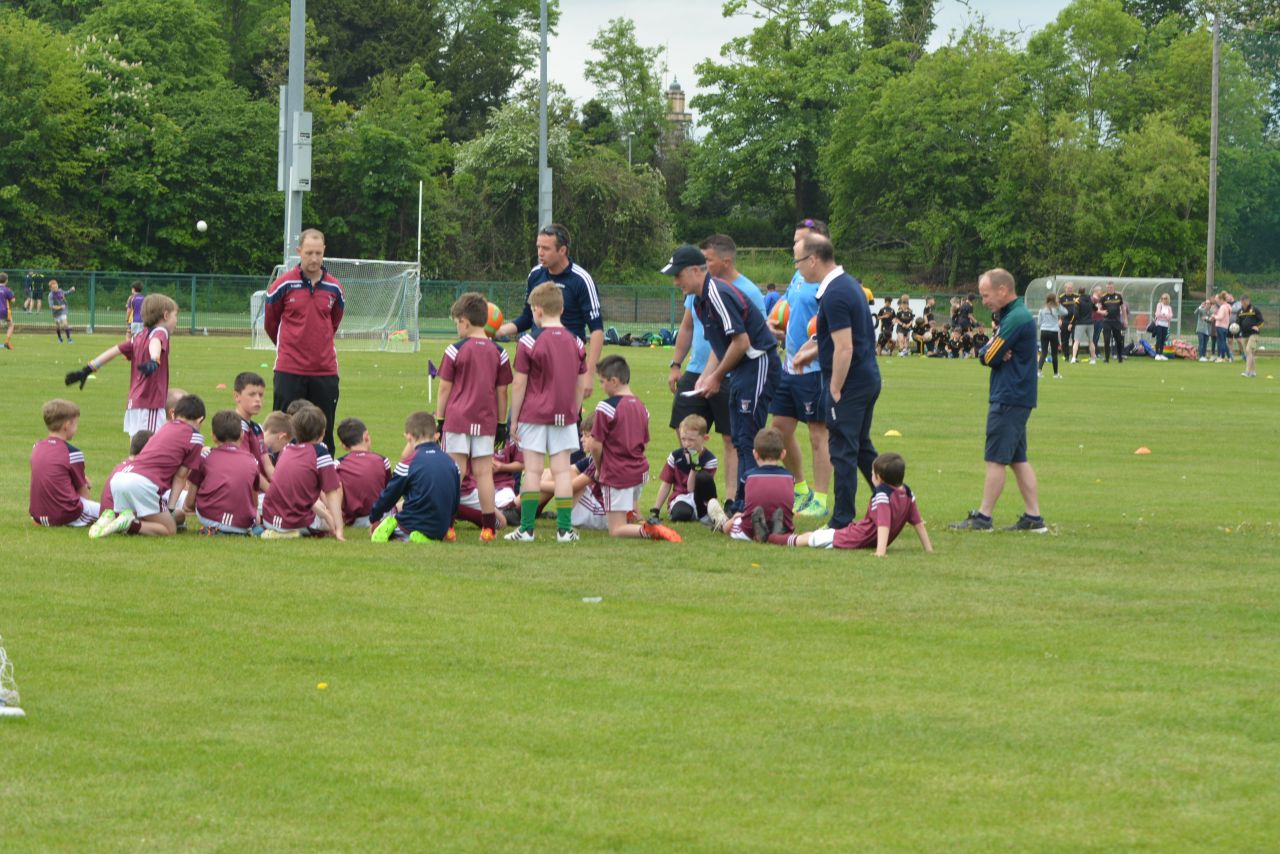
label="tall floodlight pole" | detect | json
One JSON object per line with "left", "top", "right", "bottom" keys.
{"left": 280, "top": 0, "right": 312, "bottom": 264}
{"left": 1205, "top": 11, "right": 1221, "bottom": 296}
{"left": 537, "top": 0, "right": 552, "bottom": 227}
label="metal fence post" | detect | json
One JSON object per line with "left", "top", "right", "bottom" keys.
{"left": 190, "top": 275, "right": 197, "bottom": 334}
{"left": 88, "top": 272, "right": 97, "bottom": 333}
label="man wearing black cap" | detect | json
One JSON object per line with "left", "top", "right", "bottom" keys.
{"left": 663, "top": 244, "right": 780, "bottom": 509}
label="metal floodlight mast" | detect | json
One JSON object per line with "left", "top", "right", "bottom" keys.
{"left": 1205, "top": 11, "right": 1221, "bottom": 296}
{"left": 538, "top": 0, "right": 552, "bottom": 228}
{"left": 281, "top": 0, "right": 312, "bottom": 264}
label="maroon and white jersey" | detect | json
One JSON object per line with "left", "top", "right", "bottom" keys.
{"left": 591, "top": 395, "right": 650, "bottom": 488}
{"left": 126, "top": 420, "right": 204, "bottom": 490}
{"left": 514, "top": 326, "right": 585, "bottom": 426}
{"left": 117, "top": 326, "right": 170, "bottom": 410}
{"left": 832, "top": 483, "right": 922, "bottom": 549}
{"left": 572, "top": 452, "right": 606, "bottom": 513}
{"left": 262, "top": 442, "right": 340, "bottom": 529}
{"left": 740, "top": 464, "right": 795, "bottom": 539}
{"left": 659, "top": 447, "right": 718, "bottom": 502}
{"left": 239, "top": 418, "right": 268, "bottom": 476}
{"left": 188, "top": 444, "right": 259, "bottom": 530}
{"left": 337, "top": 450, "right": 391, "bottom": 524}
{"left": 439, "top": 337, "right": 513, "bottom": 436}
{"left": 100, "top": 458, "right": 131, "bottom": 512}
{"left": 29, "top": 437, "right": 89, "bottom": 526}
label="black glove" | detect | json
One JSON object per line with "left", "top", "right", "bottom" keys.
{"left": 138, "top": 359, "right": 160, "bottom": 377}
{"left": 65, "top": 365, "right": 93, "bottom": 389}
{"left": 495, "top": 422, "right": 509, "bottom": 448}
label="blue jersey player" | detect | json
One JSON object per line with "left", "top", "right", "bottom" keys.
{"left": 370, "top": 412, "right": 461, "bottom": 543}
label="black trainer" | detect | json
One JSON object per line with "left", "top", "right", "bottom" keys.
{"left": 751, "top": 506, "right": 769, "bottom": 541}
{"left": 1003, "top": 514, "right": 1048, "bottom": 533}
{"left": 769, "top": 507, "right": 787, "bottom": 536}
{"left": 949, "top": 510, "right": 994, "bottom": 531}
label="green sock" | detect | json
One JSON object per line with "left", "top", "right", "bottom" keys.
{"left": 556, "top": 496, "right": 573, "bottom": 531}
{"left": 794, "top": 479, "right": 809, "bottom": 496}
{"left": 520, "top": 492, "right": 539, "bottom": 531}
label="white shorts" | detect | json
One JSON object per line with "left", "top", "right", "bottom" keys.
{"left": 196, "top": 512, "right": 250, "bottom": 535}
{"left": 571, "top": 502, "right": 609, "bottom": 530}
{"left": 670, "top": 493, "right": 696, "bottom": 515}
{"left": 727, "top": 515, "right": 752, "bottom": 541}
{"left": 460, "top": 487, "right": 518, "bottom": 510}
{"left": 110, "top": 471, "right": 164, "bottom": 517}
{"left": 444, "top": 432, "right": 495, "bottom": 458}
{"left": 262, "top": 515, "right": 327, "bottom": 535}
{"left": 124, "top": 408, "right": 166, "bottom": 436}
{"left": 600, "top": 484, "right": 643, "bottom": 513}
{"left": 517, "top": 423, "right": 579, "bottom": 456}
{"left": 350, "top": 515, "right": 371, "bottom": 529}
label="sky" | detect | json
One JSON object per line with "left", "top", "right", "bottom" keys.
{"left": 546, "top": 0, "right": 1074, "bottom": 119}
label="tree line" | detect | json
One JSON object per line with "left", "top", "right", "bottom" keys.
{"left": 2, "top": 0, "right": 1277, "bottom": 287}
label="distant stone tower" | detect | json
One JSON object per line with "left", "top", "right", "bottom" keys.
{"left": 665, "top": 78, "right": 692, "bottom": 143}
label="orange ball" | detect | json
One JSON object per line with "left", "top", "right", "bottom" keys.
{"left": 807, "top": 315, "right": 817, "bottom": 337}
{"left": 769, "top": 299, "right": 790, "bottom": 330}
{"left": 484, "top": 302, "right": 504, "bottom": 337}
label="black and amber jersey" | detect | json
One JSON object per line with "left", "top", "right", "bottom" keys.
{"left": 895, "top": 307, "right": 914, "bottom": 329}
{"left": 1100, "top": 292, "right": 1125, "bottom": 321}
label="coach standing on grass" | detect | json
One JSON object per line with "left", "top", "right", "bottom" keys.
{"left": 950, "top": 268, "right": 1047, "bottom": 533}
{"left": 790, "top": 234, "right": 879, "bottom": 530}
{"left": 498, "top": 223, "right": 604, "bottom": 399}
{"left": 666, "top": 244, "right": 780, "bottom": 510}
{"left": 264, "top": 228, "right": 344, "bottom": 453}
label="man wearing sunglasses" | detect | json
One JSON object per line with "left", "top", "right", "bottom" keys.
{"left": 498, "top": 223, "right": 604, "bottom": 399}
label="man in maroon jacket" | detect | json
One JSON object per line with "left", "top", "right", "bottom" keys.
{"left": 265, "top": 229, "right": 345, "bottom": 452}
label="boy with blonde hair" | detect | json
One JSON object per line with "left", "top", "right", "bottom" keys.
{"left": 436, "top": 291, "right": 513, "bottom": 541}
{"left": 505, "top": 282, "right": 586, "bottom": 542}
{"left": 651, "top": 413, "right": 718, "bottom": 523}
{"left": 30, "top": 399, "right": 100, "bottom": 527}
{"left": 67, "top": 294, "right": 180, "bottom": 435}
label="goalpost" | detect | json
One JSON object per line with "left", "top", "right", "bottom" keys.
{"left": 250, "top": 257, "right": 421, "bottom": 352}
{"left": 0, "top": 634, "right": 24, "bottom": 718}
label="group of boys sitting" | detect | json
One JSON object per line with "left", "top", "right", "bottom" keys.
{"left": 874, "top": 297, "right": 991, "bottom": 359}
{"left": 29, "top": 285, "right": 934, "bottom": 554}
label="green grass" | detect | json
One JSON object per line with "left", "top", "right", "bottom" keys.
{"left": 3, "top": 332, "right": 1279, "bottom": 849}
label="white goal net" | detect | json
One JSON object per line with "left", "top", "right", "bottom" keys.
{"left": 251, "top": 257, "right": 421, "bottom": 352}
{"left": 0, "top": 634, "right": 22, "bottom": 717}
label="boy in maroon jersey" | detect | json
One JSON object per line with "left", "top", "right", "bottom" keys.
{"left": 335, "top": 417, "right": 390, "bottom": 528}
{"left": 66, "top": 294, "right": 179, "bottom": 436}
{"left": 90, "top": 394, "right": 206, "bottom": 538}
{"left": 260, "top": 404, "right": 345, "bottom": 540}
{"left": 233, "top": 371, "right": 274, "bottom": 488}
{"left": 768, "top": 452, "right": 933, "bottom": 556}
{"left": 457, "top": 440, "right": 522, "bottom": 530}
{"left": 180, "top": 410, "right": 261, "bottom": 535}
{"left": 100, "top": 430, "right": 153, "bottom": 514}
{"left": 706, "top": 427, "right": 794, "bottom": 542}
{"left": 590, "top": 355, "right": 680, "bottom": 542}
{"left": 262, "top": 411, "right": 292, "bottom": 466}
{"left": 29, "top": 399, "right": 100, "bottom": 527}
{"left": 436, "top": 292, "right": 513, "bottom": 542}
{"left": 505, "top": 283, "right": 586, "bottom": 543}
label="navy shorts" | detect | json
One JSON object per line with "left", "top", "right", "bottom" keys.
{"left": 769, "top": 371, "right": 825, "bottom": 423}
{"left": 985, "top": 403, "right": 1031, "bottom": 465}
{"left": 669, "top": 371, "right": 731, "bottom": 435}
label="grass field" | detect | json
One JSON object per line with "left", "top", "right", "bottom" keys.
{"left": 3, "top": 331, "right": 1278, "bottom": 850}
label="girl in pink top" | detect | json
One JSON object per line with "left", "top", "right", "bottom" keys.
{"left": 1213, "top": 294, "right": 1233, "bottom": 361}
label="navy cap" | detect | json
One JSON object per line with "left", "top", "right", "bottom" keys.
{"left": 660, "top": 245, "right": 706, "bottom": 276}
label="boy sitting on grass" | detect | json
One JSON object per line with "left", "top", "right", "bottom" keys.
{"left": 650, "top": 414, "right": 718, "bottom": 524}
{"left": 30, "top": 399, "right": 100, "bottom": 528}
{"left": 335, "top": 417, "right": 391, "bottom": 528}
{"left": 706, "top": 427, "right": 794, "bottom": 542}
{"left": 370, "top": 412, "right": 460, "bottom": 543}
{"left": 180, "top": 410, "right": 262, "bottom": 535}
{"left": 100, "top": 430, "right": 153, "bottom": 515}
{"left": 91, "top": 394, "right": 205, "bottom": 538}
{"left": 767, "top": 452, "right": 933, "bottom": 556}
{"left": 260, "top": 404, "right": 344, "bottom": 540}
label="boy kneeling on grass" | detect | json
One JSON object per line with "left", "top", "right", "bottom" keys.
{"left": 705, "top": 426, "right": 793, "bottom": 542}
{"left": 767, "top": 452, "right": 933, "bottom": 556}
{"left": 370, "top": 412, "right": 461, "bottom": 544}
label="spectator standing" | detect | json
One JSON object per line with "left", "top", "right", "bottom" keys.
{"left": 1151, "top": 293, "right": 1173, "bottom": 360}
{"left": 1237, "top": 296, "right": 1264, "bottom": 378}
{"left": 1036, "top": 294, "right": 1066, "bottom": 379}
{"left": 1212, "top": 292, "right": 1232, "bottom": 362}
{"left": 1194, "top": 297, "right": 1214, "bottom": 361}
{"left": 1099, "top": 282, "right": 1127, "bottom": 363}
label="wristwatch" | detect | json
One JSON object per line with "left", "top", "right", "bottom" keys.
{"left": 668, "top": 360, "right": 681, "bottom": 369}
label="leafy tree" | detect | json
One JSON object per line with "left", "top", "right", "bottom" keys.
{"left": 75, "top": 0, "right": 229, "bottom": 92}
{"left": 824, "top": 30, "right": 1025, "bottom": 283}
{"left": 583, "top": 17, "right": 667, "bottom": 166}
{"left": 206, "top": 0, "right": 288, "bottom": 92}
{"left": 0, "top": 11, "right": 97, "bottom": 266}
{"left": 8, "top": 0, "right": 102, "bottom": 30}
{"left": 579, "top": 98, "right": 620, "bottom": 148}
